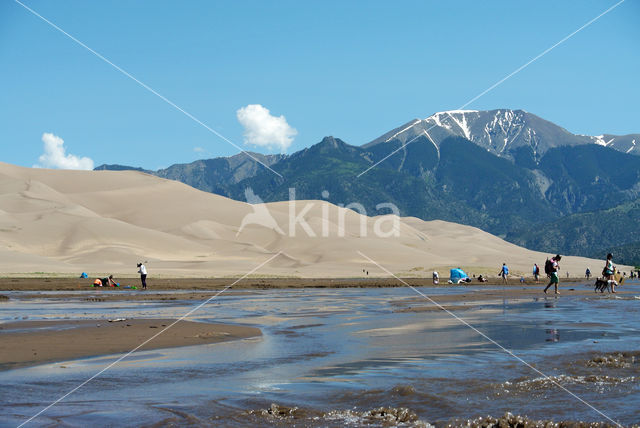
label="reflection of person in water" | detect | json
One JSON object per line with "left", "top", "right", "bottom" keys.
{"left": 546, "top": 329, "right": 559, "bottom": 342}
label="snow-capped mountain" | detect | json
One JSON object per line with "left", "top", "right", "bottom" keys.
{"left": 365, "top": 109, "right": 639, "bottom": 160}
{"left": 590, "top": 133, "right": 639, "bottom": 155}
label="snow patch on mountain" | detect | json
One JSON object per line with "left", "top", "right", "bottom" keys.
{"left": 423, "top": 130, "right": 440, "bottom": 158}
{"left": 383, "top": 119, "right": 422, "bottom": 143}
{"left": 367, "top": 109, "right": 639, "bottom": 159}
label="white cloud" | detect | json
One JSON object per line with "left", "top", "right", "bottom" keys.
{"left": 35, "top": 133, "right": 94, "bottom": 170}
{"left": 236, "top": 104, "right": 297, "bottom": 153}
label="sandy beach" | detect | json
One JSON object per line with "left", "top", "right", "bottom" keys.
{"left": 0, "top": 275, "right": 602, "bottom": 292}
{"left": 1, "top": 276, "right": 632, "bottom": 305}
{"left": 0, "top": 319, "right": 261, "bottom": 370}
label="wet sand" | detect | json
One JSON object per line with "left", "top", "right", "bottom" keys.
{"left": 393, "top": 286, "right": 638, "bottom": 312}
{"left": 1, "top": 277, "right": 633, "bottom": 305}
{"left": 0, "top": 275, "right": 599, "bottom": 291}
{"left": 0, "top": 319, "right": 261, "bottom": 370}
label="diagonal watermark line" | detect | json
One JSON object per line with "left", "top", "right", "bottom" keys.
{"left": 17, "top": 251, "right": 283, "bottom": 428}
{"left": 357, "top": 0, "right": 625, "bottom": 177}
{"left": 458, "top": 0, "right": 625, "bottom": 111}
{"left": 357, "top": 128, "right": 436, "bottom": 177}
{"left": 356, "top": 250, "right": 622, "bottom": 427}
{"left": 12, "top": 0, "right": 283, "bottom": 179}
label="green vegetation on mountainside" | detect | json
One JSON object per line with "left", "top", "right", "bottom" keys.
{"left": 507, "top": 198, "right": 640, "bottom": 265}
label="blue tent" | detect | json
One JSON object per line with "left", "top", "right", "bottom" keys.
{"left": 449, "top": 268, "right": 468, "bottom": 282}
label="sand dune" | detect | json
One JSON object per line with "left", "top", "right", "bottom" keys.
{"left": 0, "top": 162, "right": 628, "bottom": 278}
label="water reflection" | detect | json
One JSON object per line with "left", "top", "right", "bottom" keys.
{"left": 546, "top": 328, "right": 559, "bottom": 342}
{"left": 1, "top": 284, "right": 640, "bottom": 426}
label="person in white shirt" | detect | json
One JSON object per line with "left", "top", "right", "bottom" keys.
{"left": 137, "top": 262, "right": 148, "bottom": 290}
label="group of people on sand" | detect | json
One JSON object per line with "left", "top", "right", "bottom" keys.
{"left": 91, "top": 262, "right": 148, "bottom": 290}
{"left": 431, "top": 271, "right": 488, "bottom": 285}
{"left": 432, "top": 253, "right": 627, "bottom": 295}
{"left": 541, "top": 253, "right": 622, "bottom": 294}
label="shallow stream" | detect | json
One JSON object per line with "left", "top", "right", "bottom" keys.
{"left": 1, "top": 282, "right": 639, "bottom": 426}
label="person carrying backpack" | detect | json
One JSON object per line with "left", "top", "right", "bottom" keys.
{"left": 498, "top": 263, "right": 509, "bottom": 284}
{"left": 543, "top": 254, "right": 562, "bottom": 294}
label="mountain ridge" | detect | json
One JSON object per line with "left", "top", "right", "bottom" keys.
{"left": 366, "top": 109, "right": 640, "bottom": 161}
{"left": 93, "top": 109, "right": 640, "bottom": 264}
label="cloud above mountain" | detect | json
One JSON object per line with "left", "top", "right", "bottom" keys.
{"left": 236, "top": 104, "right": 297, "bottom": 153}
{"left": 35, "top": 133, "right": 94, "bottom": 170}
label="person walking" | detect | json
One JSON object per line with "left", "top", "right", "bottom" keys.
{"left": 585, "top": 268, "right": 591, "bottom": 279}
{"left": 498, "top": 263, "right": 509, "bottom": 285}
{"left": 533, "top": 263, "right": 540, "bottom": 283}
{"left": 137, "top": 262, "right": 148, "bottom": 290}
{"left": 543, "top": 255, "right": 562, "bottom": 294}
{"left": 602, "top": 253, "right": 616, "bottom": 293}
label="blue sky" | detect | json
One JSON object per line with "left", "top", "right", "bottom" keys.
{"left": 1, "top": 0, "right": 638, "bottom": 170}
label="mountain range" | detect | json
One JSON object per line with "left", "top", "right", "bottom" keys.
{"left": 366, "top": 109, "right": 639, "bottom": 161}
{"left": 95, "top": 109, "right": 640, "bottom": 265}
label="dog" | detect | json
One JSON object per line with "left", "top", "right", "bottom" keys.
{"left": 594, "top": 277, "right": 611, "bottom": 293}
{"left": 594, "top": 267, "right": 624, "bottom": 293}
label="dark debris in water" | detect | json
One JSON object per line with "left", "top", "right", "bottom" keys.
{"left": 252, "top": 403, "right": 429, "bottom": 426}
{"left": 263, "top": 403, "right": 301, "bottom": 418}
{"left": 250, "top": 405, "right": 629, "bottom": 428}
{"left": 445, "top": 412, "right": 621, "bottom": 428}
{"left": 586, "top": 351, "right": 639, "bottom": 369}
{"left": 359, "top": 406, "right": 420, "bottom": 424}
